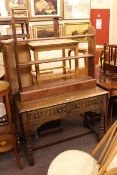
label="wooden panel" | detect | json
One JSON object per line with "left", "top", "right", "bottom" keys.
{"left": 5, "top": 44, "right": 19, "bottom": 94}
{"left": 20, "top": 79, "right": 96, "bottom": 101}
{"left": 18, "top": 44, "right": 33, "bottom": 88}
{"left": 3, "top": 43, "right": 33, "bottom": 93}
{"left": 14, "top": 86, "right": 108, "bottom": 165}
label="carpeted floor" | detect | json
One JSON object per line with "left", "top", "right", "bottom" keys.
{"left": 0, "top": 114, "right": 99, "bottom": 175}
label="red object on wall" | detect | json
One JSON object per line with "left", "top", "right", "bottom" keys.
{"left": 90, "top": 9, "right": 110, "bottom": 45}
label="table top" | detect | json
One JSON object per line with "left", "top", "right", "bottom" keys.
{"left": 97, "top": 76, "right": 117, "bottom": 97}
{"left": 28, "top": 40, "right": 102, "bottom": 53}
{"left": 15, "top": 86, "right": 108, "bottom": 113}
{"left": 28, "top": 39, "right": 79, "bottom": 49}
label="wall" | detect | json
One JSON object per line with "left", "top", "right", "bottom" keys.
{"left": 0, "top": 0, "right": 8, "bottom": 35}
{"left": 91, "top": 0, "right": 111, "bottom": 9}
{"left": 0, "top": 0, "right": 7, "bottom": 16}
{"left": 109, "top": 0, "right": 117, "bottom": 44}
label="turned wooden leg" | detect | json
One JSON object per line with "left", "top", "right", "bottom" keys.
{"left": 99, "top": 113, "right": 105, "bottom": 140}
{"left": 26, "top": 134, "right": 34, "bottom": 166}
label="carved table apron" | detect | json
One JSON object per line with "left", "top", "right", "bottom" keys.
{"left": 14, "top": 86, "right": 108, "bottom": 165}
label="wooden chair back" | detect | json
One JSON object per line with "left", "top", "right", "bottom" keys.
{"left": 97, "top": 44, "right": 117, "bottom": 126}
{"left": 91, "top": 120, "right": 117, "bottom": 175}
{"left": 103, "top": 44, "right": 117, "bottom": 75}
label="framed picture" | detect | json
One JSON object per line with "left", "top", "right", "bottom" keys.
{"left": 32, "top": 24, "right": 63, "bottom": 38}
{"left": 64, "top": 22, "right": 90, "bottom": 42}
{"left": 6, "top": 26, "right": 26, "bottom": 35}
{"left": 64, "top": 0, "right": 91, "bottom": 19}
{"left": 5, "top": 0, "right": 28, "bottom": 11}
{"left": 7, "top": 9, "right": 28, "bottom": 17}
{"left": 64, "top": 22, "right": 90, "bottom": 36}
{"left": 29, "top": 0, "right": 60, "bottom": 17}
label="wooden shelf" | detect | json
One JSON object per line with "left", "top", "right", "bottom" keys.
{"left": 1, "top": 15, "right": 96, "bottom": 102}
{"left": 20, "top": 77, "right": 96, "bottom": 101}
{"left": 19, "top": 54, "right": 94, "bottom": 67}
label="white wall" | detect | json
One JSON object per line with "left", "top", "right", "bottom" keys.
{"left": 0, "top": 0, "right": 7, "bottom": 16}
{"left": 109, "top": 0, "right": 117, "bottom": 44}
{"left": 0, "top": 0, "right": 8, "bottom": 35}
{"left": 91, "top": 0, "right": 111, "bottom": 9}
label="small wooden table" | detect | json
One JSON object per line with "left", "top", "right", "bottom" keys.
{"left": 0, "top": 81, "right": 21, "bottom": 168}
{"left": 28, "top": 39, "right": 79, "bottom": 84}
{"left": 14, "top": 86, "right": 108, "bottom": 165}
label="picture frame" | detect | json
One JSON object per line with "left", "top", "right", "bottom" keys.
{"left": 29, "top": 0, "right": 60, "bottom": 17}
{"left": 7, "top": 9, "right": 28, "bottom": 17}
{"left": 5, "top": 0, "right": 28, "bottom": 11}
{"left": 64, "top": 22, "right": 90, "bottom": 36}
{"left": 6, "top": 25, "right": 32, "bottom": 37}
{"left": 64, "top": 0, "right": 91, "bottom": 20}
{"left": 32, "top": 24, "right": 63, "bottom": 38}
{"left": 64, "top": 22, "right": 90, "bottom": 42}
{"left": 6, "top": 27, "right": 23, "bottom": 35}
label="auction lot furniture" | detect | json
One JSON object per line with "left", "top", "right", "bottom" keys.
{"left": 0, "top": 81, "right": 21, "bottom": 168}
{"left": 103, "top": 44, "right": 117, "bottom": 75}
{"left": 1, "top": 22, "right": 109, "bottom": 166}
{"left": 1, "top": 23, "right": 96, "bottom": 96}
{"left": 97, "top": 75, "right": 117, "bottom": 125}
{"left": 96, "top": 44, "right": 117, "bottom": 125}
{"left": 1, "top": 33, "right": 96, "bottom": 100}
{"left": 14, "top": 86, "right": 108, "bottom": 165}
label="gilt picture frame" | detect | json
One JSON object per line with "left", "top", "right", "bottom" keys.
{"left": 6, "top": 26, "right": 23, "bottom": 35}
{"left": 64, "top": 22, "right": 90, "bottom": 42}
{"left": 29, "top": 0, "right": 60, "bottom": 17}
{"left": 32, "top": 24, "right": 63, "bottom": 38}
{"left": 64, "top": 0, "right": 91, "bottom": 20}
{"left": 5, "top": 0, "right": 28, "bottom": 11}
{"left": 64, "top": 22, "right": 90, "bottom": 36}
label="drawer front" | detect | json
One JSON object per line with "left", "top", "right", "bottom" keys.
{"left": 26, "top": 95, "right": 105, "bottom": 133}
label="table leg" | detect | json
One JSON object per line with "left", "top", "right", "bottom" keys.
{"left": 34, "top": 51, "right": 40, "bottom": 84}
{"left": 25, "top": 22, "right": 30, "bottom": 39}
{"left": 26, "top": 134, "right": 34, "bottom": 166}
{"left": 5, "top": 92, "right": 22, "bottom": 168}
{"left": 21, "top": 112, "right": 34, "bottom": 166}
{"left": 62, "top": 49, "right": 66, "bottom": 74}
{"left": 74, "top": 45, "right": 79, "bottom": 76}
{"left": 99, "top": 113, "right": 105, "bottom": 140}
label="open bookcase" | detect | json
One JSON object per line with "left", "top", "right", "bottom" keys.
{"left": 1, "top": 9, "right": 96, "bottom": 102}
